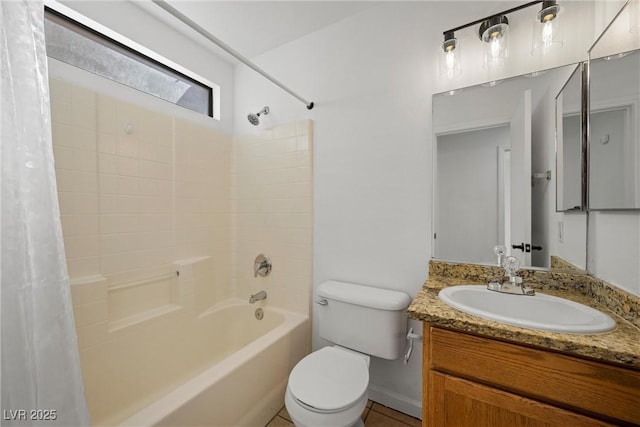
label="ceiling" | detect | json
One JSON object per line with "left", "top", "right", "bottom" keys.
{"left": 134, "top": 1, "right": 530, "bottom": 63}
{"left": 135, "top": 1, "right": 382, "bottom": 60}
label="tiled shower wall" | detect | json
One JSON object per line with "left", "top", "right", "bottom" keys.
{"left": 50, "top": 77, "right": 313, "bottom": 351}
{"left": 50, "top": 77, "right": 233, "bottom": 347}
{"left": 232, "top": 123, "right": 313, "bottom": 314}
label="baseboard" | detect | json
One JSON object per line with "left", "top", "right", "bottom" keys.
{"left": 367, "top": 383, "right": 422, "bottom": 420}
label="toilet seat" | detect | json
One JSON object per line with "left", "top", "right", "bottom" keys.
{"left": 288, "top": 346, "right": 369, "bottom": 412}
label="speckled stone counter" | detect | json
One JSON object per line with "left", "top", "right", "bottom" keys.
{"left": 408, "top": 261, "right": 640, "bottom": 369}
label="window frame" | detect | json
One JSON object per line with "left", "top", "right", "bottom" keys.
{"left": 44, "top": 1, "right": 219, "bottom": 119}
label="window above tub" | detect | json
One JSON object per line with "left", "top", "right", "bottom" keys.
{"left": 44, "top": 5, "right": 219, "bottom": 119}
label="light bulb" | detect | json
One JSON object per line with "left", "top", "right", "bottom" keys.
{"left": 542, "top": 21, "right": 553, "bottom": 47}
{"left": 490, "top": 36, "right": 502, "bottom": 58}
{"left": 439, "top": 36, "right": 461, "bottom": 80}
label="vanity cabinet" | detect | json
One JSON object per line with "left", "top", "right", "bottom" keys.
{"left": 422, "top": 325, "right": 640, "bottom": 426}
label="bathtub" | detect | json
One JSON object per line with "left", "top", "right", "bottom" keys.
{"left": 81, "top": 299, "right": 309, "bottom": 426}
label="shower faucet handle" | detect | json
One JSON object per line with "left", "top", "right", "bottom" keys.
{"left": 254, "top": 254, "right": 272, "bottom": 278}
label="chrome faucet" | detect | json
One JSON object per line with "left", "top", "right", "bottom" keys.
{"left": 249, "top": 290, "right": 267, "bottom": 304}
{"left": 487, "top": 256, "right": 535, "bottom": 296}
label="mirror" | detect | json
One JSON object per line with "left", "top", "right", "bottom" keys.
{"left": 432, "top": 64, "right": 582, "bottom": 269}
{"left": 589, "top": 49, "right": 640, "bottom": 210}
{"left": 555, "top": 63, "right": 584, "bottom": 212}
{"left": 431, "top": 1, "right": 629, "bottom": 272}
{"left": 585, "top": 0, "right": 640, "bottom": 295}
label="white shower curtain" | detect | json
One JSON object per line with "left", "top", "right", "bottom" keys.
{"left": 1, "top": 1, "right": 90, "bottom": 425}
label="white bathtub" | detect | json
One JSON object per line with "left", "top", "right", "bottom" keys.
{"left": 81, "top": 299, "right": 309, "bottom": 426}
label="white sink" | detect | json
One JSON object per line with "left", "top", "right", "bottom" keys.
{"left": 438, "top": 285, "right": 616, "bottom": 334}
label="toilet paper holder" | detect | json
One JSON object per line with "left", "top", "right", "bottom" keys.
{"left": 404, "top": 328, "right": 422, "bottom": 364}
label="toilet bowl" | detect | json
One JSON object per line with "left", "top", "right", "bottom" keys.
{"left": 285, "top": 346, "right": 369, "bottom": 427}
{"left": 284, "top": 281, "right": 411, "bottom": 427}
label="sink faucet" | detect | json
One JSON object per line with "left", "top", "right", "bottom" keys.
{"left": 249, "top": 290, "right": 267, "bottom": 303}
{"left": 487, "top": 256, "right": 535, "bottom": 296}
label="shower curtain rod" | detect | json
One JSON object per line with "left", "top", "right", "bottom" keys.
{"left": 152, "top": 0, "right": 315, "bottom": 110}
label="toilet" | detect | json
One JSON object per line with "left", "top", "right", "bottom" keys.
{"left": 285, "top": 280, "right": 411, "bottom": 427}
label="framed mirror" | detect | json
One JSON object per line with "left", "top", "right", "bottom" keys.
{"left": 432, "top": 64, "right": 582, "bottom": 269}
{"left": 555, "top": 63, "right": 585, "bottom": 212}
{"left": 588, "top": 49, "right": 640, "bottom": 210}
{"left": 585, "top": 0, "right": 640, "bottom": 295}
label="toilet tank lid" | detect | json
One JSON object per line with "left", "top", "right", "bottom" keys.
{"left": 318, "top": 281, "right": 411, "bottom": 311}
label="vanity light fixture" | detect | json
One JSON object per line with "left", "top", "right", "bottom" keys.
{"left": 440, "top": 1, "right": 565, "bottom": 80}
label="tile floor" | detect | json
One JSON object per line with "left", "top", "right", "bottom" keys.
{"left": 266, "top": 401, "right": 421, "bottom": 427}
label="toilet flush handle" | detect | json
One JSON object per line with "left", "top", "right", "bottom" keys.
{"left": 315, "top": 299, "right": 328, "bottom": 306}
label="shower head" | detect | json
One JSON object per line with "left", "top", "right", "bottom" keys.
{"left": 247, "top": 106, "right": 270, "bottom": 126}
{"left": 247, "top": 113, "right": 260, "bottom": 126}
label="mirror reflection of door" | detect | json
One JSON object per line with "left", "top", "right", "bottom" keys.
{"left": 435, "top": 125, "right": 510, "bottom": 264}
{"left": 510, "top": 90, "right": 532, "bottom": 266}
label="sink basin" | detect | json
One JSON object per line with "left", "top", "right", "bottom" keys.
{"left": 438, "top": 285, "right": 616, "bottom": 334}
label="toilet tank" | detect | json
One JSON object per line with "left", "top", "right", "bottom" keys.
{"left": 316, "top": 281, "right": 411, "bottom": 360}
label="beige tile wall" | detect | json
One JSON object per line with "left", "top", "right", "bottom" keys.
{"left": 51, "top": 77, "right": 313, "bottom": 336}
{"left": 50, "top": 78, "right": 233, "bottom": 343}
{"left": 232, "top": 121, "right": 313, "bottom": 314}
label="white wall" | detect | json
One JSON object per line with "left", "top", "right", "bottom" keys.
{"left": 57, "top": 0, "right": 236, "bottom": 135}
{"left": 232, "top": 1, "right": 630, "bottom": 415}
{"left": 234, "top": 3, "right": 433, "bottom": 416}
{"left": 589, "top": 212, "right": 640, "bottom": 295}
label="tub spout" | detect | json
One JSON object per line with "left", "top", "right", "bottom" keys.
{"left": 249, "top": 291, "right": 267, "bottom": 304}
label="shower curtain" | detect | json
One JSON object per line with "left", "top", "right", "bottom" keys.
{"left": 1, "top": 1, "right": 90, "bottom": 425}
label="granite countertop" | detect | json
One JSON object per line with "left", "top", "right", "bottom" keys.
{"left": 408, "top": 274, "right": 640, "bottom": 369}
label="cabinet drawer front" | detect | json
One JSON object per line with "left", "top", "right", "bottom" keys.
{"left": 429, "top": 372, "right": 614, "bottom": 427}
{"left": 428, "top": 327, "right": 640, "bottom": 425}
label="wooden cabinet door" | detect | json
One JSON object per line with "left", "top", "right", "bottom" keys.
{"left": 427, "top": 371, "right": 614, "bottom": 427}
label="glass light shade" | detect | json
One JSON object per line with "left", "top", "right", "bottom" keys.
{"left": 439, "top": 37, "right": 461, "bottom": 80}
{"left": 481, "top": 22, "right": 509, "bottom": 69}
{"left": 531, "top": 4, "right": 564, "bottom": 55}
